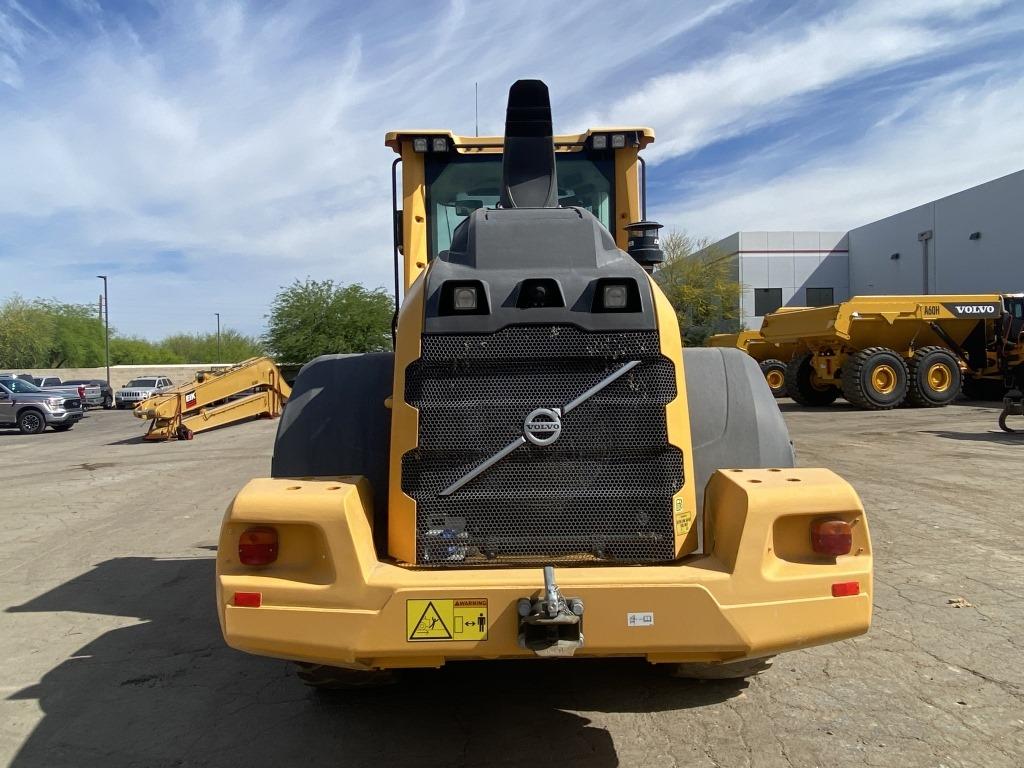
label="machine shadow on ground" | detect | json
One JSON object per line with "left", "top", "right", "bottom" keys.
{"left": 7, "top": 556, "right": 747, "bottom": 768}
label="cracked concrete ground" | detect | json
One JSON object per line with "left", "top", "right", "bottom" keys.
{"left": 1, "top": 402, "right": 1022, "bottom": 767}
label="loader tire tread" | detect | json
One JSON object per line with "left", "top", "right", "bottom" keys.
{"left": 670, "top": 656, "right": 775, "bottom": 680}
{"left": 294, "top": 663, "right": 399, "bottom": 690}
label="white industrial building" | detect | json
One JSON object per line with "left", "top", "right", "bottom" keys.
{"left": 704, "top": 168, "right": 1024, "bottom": 329}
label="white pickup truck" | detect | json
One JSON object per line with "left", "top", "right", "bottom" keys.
{"left": 33, "top": 376, "right": 103, "bottom": 409}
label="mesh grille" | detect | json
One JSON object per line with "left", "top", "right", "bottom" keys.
{"left": 402, "top": 325, "right": 683, "bottom": 566}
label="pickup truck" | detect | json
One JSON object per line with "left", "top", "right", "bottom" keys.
{"left": 0, "top": 376, "right": 85, "bottom": 434}
{"left": 33, "top": 376, "right": 104, "bottom": 408}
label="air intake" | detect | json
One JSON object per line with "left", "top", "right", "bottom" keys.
{"left": 499, "top": 80, "right": 558, "bottom": 209}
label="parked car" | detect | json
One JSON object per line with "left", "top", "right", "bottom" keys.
{"left": 63, "top": 379, "right": 113, "bottom": 409}
{"left": 115, "top": 376, "right": 173, "bottom": 409}
{"left": 0, "top": 376, "right": 85, "bottom": 434}
{"left": 34, "top": 376, "right": 103, "bottom": 408}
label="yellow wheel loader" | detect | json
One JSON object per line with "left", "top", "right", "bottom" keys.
{"left": 216, "top": 81, "right": 872, "bottom": 687}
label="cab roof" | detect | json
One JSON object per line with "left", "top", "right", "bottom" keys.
{"left": 385, "top": 127, "right": 655, "bottom": 153}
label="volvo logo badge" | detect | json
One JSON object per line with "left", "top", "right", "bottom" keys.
{"left": 523, "top": 408, "right": 562, "bottom": 446}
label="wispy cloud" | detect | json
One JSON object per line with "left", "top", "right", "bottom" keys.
{"left": 0, "top": 0, "right": 1022, "bottom": 337}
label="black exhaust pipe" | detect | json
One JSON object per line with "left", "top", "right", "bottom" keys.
{"left": 499, "top": 80, "right": 558, "bottom": 209}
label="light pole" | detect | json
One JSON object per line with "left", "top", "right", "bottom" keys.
{"left": 215, "top": 312, "right": 221, "bottom": 361}
{"left": 97, "top": 275, "right": 110, "bottom": 387}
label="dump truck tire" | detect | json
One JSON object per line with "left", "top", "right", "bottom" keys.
{"left": 840, "top": 347, "right": 908, "bottom": 410}
{"left": 907, "top": 346, "right": 961, "bottom": 407}
{"left": 669, "top": 657, "right": 775, "bottom": 680}
{"left": 784, "top": 353, "right": 839, "bottom": 406}
{"left": 294, "top": 663, "right": 399, "bottom": 690}
{"left": 758, "top": 359, "right": 788, "bottom": 398}
{"left": 962, "top": 376, "right": 1005, "bottom": 401}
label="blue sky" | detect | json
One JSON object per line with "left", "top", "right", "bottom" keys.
{"left": 1, "top": 0, "right": 1023, "bottom": 339}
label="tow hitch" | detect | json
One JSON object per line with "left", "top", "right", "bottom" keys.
{"left": 517, "top": 566, "right": 584, "bottom": 657}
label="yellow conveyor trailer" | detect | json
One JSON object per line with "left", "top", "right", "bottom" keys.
{"left": 134, "top": 357, "right": 291, "bottom": 440}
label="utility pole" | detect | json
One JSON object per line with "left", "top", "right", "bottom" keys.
{"left": 215, "top": 312, "right": 221, "bottom": 361}
{"left": 96, "top": 275, "right": 110, "bottom": 386}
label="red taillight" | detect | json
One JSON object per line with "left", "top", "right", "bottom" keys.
{"left": 832, "top": 581, "right": 860, "bottom": 597}
{"left": 233, "top": 591, "right": 262, "bottom": 607}
{"left": 238, "top": 526, "right": 278, "bottom": 565}
{"left": 811, "top": 519, "right": 853, "bottom": 556}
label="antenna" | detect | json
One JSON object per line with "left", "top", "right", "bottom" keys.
{"left": 475, "top": 81, "right": 479, "bottom": 137}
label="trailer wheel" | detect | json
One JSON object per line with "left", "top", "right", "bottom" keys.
{"left": 841, "top": 347, "right": 908, "bottom": 410}
{"left": 669, "top": 656, "right": 774, "bottom": 680}
{"left": 294, "top": 663, "right": 399, "bottom": 690}
{"left": 784, "top": 353, "right": 838, "bottom": 406}
{"left": 907, "top": 346, "right": 961, "bottom": 407}
{"left": 758, "top": 359, "right": 788, "bottom": 398}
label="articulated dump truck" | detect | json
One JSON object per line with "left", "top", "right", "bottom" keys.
{"left": 758, "top": 295, "right": 1024, "bottom": 411}
{"left": 216, "top": 81, "right": 872, "bottom": 688}
{"left": 707, "top": 324, "right": 802, "bottom": 398}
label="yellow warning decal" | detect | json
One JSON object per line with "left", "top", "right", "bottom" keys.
{"left": 406, "top": 599, "right": 488, "bottom": 642}
{"left": 673, "top": 497, "right": 693, "bottom": 537}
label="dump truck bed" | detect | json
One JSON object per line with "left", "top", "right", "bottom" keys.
{"left": 760, "top": 294, "right": 1004, "bottom": 349}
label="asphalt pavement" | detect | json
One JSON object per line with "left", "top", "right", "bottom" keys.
{"left": 1, "top": 402, "right": 1022, "bottom": 768}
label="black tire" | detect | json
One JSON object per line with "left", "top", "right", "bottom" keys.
{"left": 840, "top": 347, "right": 908, "bottom": 410}
{"left": 17, "top": 409, "right": 46, "bottom": 435}
{"left": 103, "top": 394, "right": 113, "bottom": 409}
{"left": 758, "top": 359, "right": 788, "bottom": 398}
{"left": 51, "top": 424, "right": 74, "bottom": 432}
{"left": 784, "top": 353, "right": 839, "bottom": 406}
{"left": 294, "top": 663, "right": 398, "bottom": 690}
{"left": 907, "top": 346, "right": 961, "bottom": 407}
{"left": 669, "top": 656, "right": 774, "bottom": 680}
{"left": 962, "top": 376, "right": 1005, "bottom": 401}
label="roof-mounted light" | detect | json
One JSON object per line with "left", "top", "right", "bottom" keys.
{"left": 412, "top": 137, "right": 429, "bottom": 153}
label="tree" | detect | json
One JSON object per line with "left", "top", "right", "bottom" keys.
{"left": 161, "top": 330, "right": 264, "bottom": 363}
{"left": 265, "top": 279, "right": 394, "bottom": 363}
{"left": 109, "top": 337, "right": 181, "bottom": 365}
{"left": 655, "top": 231, "right": 742, "bottom": 346}
{"left": 0, "top": 296, "right": 54, "bottom": 369}
{"left": 0, "top": 297, "right": 105, "bottom": 368}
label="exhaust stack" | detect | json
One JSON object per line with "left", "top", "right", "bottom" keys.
{"left": 499, "top": 80, "right": 558, "bottom": 209}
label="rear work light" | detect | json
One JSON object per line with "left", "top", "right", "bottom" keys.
{"left": 238, "top": 526, "right": 278, "bottom": 566}
{"left": 811, "top": 519, "right": 853, "bottom": 556}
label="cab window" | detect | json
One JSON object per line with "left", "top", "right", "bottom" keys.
{"left": 424, "top": 153, "right": 615, "bottom": 258}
